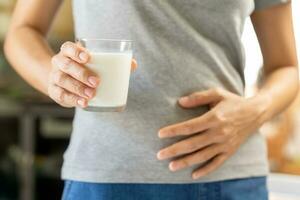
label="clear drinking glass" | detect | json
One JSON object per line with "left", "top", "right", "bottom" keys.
{"left": 77, "top": 39, "right": 133, "bottom": 112}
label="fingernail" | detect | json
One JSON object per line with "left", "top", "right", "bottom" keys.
{"left": 169, "top": 162, "right": 177, "bottom": 172}
{"left": 158, "top": 131, "right": 162, "bottom": 138}
{"left": 88, "top": 76, "right": 99, "bottom": 87}
{"left": 79, "top": 52, "right": 88, "bottom": 61}
{"left": 157, "top": 151, "right": 164, "bottom": 160}
{"left": 179, "top": 96, "right": 189, "bottom": 104}
{"left": 158, "top": 130, "right": 165, "bottom": 138}
{"left": 192, "top": 173, "right": 199, "bottom": 180}
{"left": 84, "top": 88, "right": 94, "bottom": 98}
{"left": 77, "top": 98, "right": 86, "bottom": 107}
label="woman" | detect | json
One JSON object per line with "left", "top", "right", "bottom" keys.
{"left": 4, "top": 0, "right": 298, "bottom": 199}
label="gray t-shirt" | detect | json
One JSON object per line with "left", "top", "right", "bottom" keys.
{"left": 62, "top": 0, "right": 289, "bottom": 183}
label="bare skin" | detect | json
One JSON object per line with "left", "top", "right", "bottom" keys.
{"left": 4, "top": 0, "right": 137, "bottom": 108}
{"left": 4, "top": 0, "right": 298, "bottom": 180}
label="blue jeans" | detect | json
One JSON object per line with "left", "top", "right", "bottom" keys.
{"left": 62, "top": 177, "right": 268, "bottom": 200}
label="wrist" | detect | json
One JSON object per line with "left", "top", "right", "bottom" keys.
{"left": 246, "top": 92, "right": 272, "bottom": 125}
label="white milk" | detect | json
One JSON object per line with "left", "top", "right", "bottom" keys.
{"left": 86, "top": 52, "right": 132, "bottom": 108}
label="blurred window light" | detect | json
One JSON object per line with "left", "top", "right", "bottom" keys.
{"left": 243, "top": 1, "right": 300, "bottom": 96}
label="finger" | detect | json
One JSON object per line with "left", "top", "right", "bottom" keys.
{"left": 158, "top": 112, "right": 214, "bottom": 138}
{"left": 178, "top": 88, "right": 224, "bottom": 108}
{"left": 157, "top": 130, "right": 219, "bottom": 160}
{"left": 52, "top": 54, "right": 100, "bottom": 88}
{"left": 192, "top": 154, "right": 227, "bottom": 180}
{"left": 49, "top": 84, "right": 88, "bottom": 108}
{"left": 60, "top": 41, "right": 90, "bottom": 64}
{"left": 168, "top": 144, "right": 224, "bottom": 171}
{"left": 131, "top": 59, "right": 138, "bottom": 71}
{"left": 51, "top": 71, "right": 96, "bottom": 99}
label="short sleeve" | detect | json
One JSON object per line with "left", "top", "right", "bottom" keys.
{"left": 254, "top": 0, "right": 290, "bottom": 10}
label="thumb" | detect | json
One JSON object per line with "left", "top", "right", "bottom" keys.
{"left": 178, "top": 89, "right": 223, "bottom": 108}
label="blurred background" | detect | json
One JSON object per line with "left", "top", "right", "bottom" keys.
{"left": 0, "top": 0, "right": 300, "bottom": 200}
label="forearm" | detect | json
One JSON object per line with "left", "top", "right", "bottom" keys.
{"left": 4, "top": 26, "right": 54, "bottom": 95}
{"left": 250, "top": 65, "right": 298, "bottom": 124}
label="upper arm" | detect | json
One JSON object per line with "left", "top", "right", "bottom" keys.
{"left": 8, "top": 0, "right": 62, "bottom": 36}
{"left": 251, "top": 2, "right": 298, "bottom": 73}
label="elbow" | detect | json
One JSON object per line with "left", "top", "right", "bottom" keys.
{"left": 3, "top": 30, "right": 15, "bottom": 62}
{"left": 4, "top": 25, "right": 25, "bottom": 60}
{"left": 4, "top": 26, "right": 21, "bottom": 64}
{"left": 3, "top": 35, "right": 11, "bottom": 60}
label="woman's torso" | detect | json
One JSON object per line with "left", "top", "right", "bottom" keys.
{"left": 62, "top": 0, "right": 268, "bottom": 183}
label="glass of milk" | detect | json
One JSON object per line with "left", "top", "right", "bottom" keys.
{"left": 77, "top": 39, "right": 133, "bottom": 112}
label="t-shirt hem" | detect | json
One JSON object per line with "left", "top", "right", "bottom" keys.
{"left": 61, "top": 163, "right": 269, "bottom": 184}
